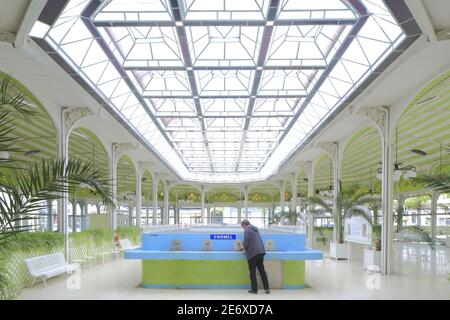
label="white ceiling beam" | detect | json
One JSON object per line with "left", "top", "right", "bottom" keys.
{"left": 406, "top": 0, "right": 437, "bottom": 43}
{"left": 14, "top": 0, "right": 47, "bottom": 49}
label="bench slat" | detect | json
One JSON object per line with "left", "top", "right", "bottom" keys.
{"left": 24, "top": 253, "right": 79, "bottom": 281}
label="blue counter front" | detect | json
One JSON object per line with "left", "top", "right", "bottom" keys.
{"left": 125, "top": 229, "right": 323, "bottom": 289}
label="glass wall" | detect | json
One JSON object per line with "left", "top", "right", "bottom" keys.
{"left": 179, "top": 207, "right": 202, "bottom": 225}
{"left": 247, "top": 207, "right": 269, "bottom": 227}
{"left": 436, "top": 193, "right": 450, "bottom": 239}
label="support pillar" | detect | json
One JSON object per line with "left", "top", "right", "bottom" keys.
{"left": 431, "top": 192, "right": 439, "bottom": 240}
{"left": 128, "top": 205, "right": 133, "bottom": 226}
{"left": 72, "top": 198, "right": 77, "bottom": 233}
{"left": 280, "top": 180, "right": 286, "bottom": 214}
{"left": 306, "top": 162, "right": 315, "bottom": 248}
{"left": 244, "top": 186, "right": 249, "bottom": 219}
{"left": 81, "top": 200, "right": 87, "bottom": 231}
{"left": 317, "top": 142, "right": 339, "bottom": 243}
{"left": 200, "top": 185, "right": 206, "bottom": 225}
{"left": 163, "top": 181, "right": 169, "bottom": 225}
{"left": 207, "top": 207, "right": 211, "bottom": 224}
{"left": 110, "top": 145, "right": 117, "bottom": 231}
{"left": 238, "top": 207, "right": 242, "bottom": 224}
{"left": 290, "top": 172, "right": 298, "bottom": 222}
{"left": 110, "top": 143, "right": 136, "bottom": 230}
{"left": 152, "top": 173, "right": 158, "bottom": 225}
{"left": 58, "top": 108, "right": 69, "bottom": 260}
{"left": 136, "top": 162, "right": 143, "bottom": 227}
{"left": 58, "top": 107, "right": 92, "bottom": 261}
{"left": 46, "top": 200, "right": 53, "bottom": 231}
{"left": 333, "top": 145, "right": 340, "bottom": 243}
{"left": 357, "top": 106, "right": 393, "bottom": 275}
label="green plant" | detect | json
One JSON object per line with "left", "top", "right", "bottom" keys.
{"left": 0, "top": 75, "right": 114, "bottom": 299}
{"left": 305, "top": 183, "right": 368, "bottom": 243}
{"left": 404, "top": 195, "right": 430, "bottom": 210}
{"left": 395, "top": 205, "right": 405, "bottom": 233}
{"left": 116, "top": 226, "right": 141, "bottom": 244}
{"left": 411, "top": 173, "right": 450, "bottom": 194}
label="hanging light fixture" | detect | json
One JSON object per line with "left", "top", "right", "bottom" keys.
{"left": 393, "top": 165, "right": 402, "bottom": 182}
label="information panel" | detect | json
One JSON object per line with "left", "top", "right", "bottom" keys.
{"left": 344, "top": 214, "right": 372, "bottom": 245}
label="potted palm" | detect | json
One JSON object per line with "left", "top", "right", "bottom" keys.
{"left": 348, "top": 194, "right": 382, "bottom": 271}
{"left": 306, "top": 184, "right": 368, "bottom": 260}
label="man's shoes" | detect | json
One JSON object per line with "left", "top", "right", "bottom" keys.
{"left": 265, "top": 290, "right": 271, "bottom": 294}
{"left": 248, "top": 290, "right": 257, "bottom": 294}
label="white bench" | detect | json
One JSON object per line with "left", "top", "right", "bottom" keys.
{"left": 24, "top": 252, "right": 79, "bottom": 287}
{"left": 118, "top": 239, "right": 140, "bottom": 256}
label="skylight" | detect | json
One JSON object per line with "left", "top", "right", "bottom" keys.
{"left": 37, "top": 0, "right": 412, "bottom": 183}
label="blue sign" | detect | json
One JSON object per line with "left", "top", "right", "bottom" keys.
{"left": 210, "top": 234, "right": 236, "bottom": 240}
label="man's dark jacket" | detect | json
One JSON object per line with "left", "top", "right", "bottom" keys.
{"left": 243, "top": 225, "right": 266, "bottom": 259}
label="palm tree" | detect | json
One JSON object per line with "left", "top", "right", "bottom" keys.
{"left": 305, "top": 184, "right": 368, "bottom": 244}
{"left": 411, "top": 174, "right": 450, "bottom": 193}
{"left": 0, "top": 75, "right": 114, "bottom": 299}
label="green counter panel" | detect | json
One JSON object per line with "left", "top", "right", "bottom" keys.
{"left": 141, "top": 260, "right": 305, "bottom": 289}
{"left": 283, "top": 260, "right": 305, "bottom": 287}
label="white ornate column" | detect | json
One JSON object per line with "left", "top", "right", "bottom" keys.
{"left": 200, "top": 185, "right": 206, "bottom": 225}
{"left": 296, "top": 161, "right": 315, "bottom": 247}
{"left": 207, "top": 207, "right": 211, "bottom": 224}
{"left": 136, "top": 162, "right": 143, "bottom": 227}
{"left": 237, "top": 207, "right": 242, "bottom": 224}
{"left": 163, "top": 180, "right": 170, "bottom": 225}
{"left": 152, "top": 172, "right": 158, "bottom": 225}
{"left": 280, "top": 180, "right": 286, "bottom": 214}
{"left": 59, "top": 107, "right": 93, "bottom": 261}
{"left": 135, "top": 161, "right": 154, "bottom": 227}
{"left": 244, "top": 185, "right": 249, "bottom": 219}
{"left": 290, "top": 172, "right": 298, "bottom": 216}
{"left": 357, "top": 106, "right": 393, "bottom": 275}
{"left": 316, "top": 141, "right": 339, "bottom": 243}
{"left": 431, "top": 192, "right": 439, "bottom": 240}
{"left": 110, "top": 143, "right": 136, "bottom": 230}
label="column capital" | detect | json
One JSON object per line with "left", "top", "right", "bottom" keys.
{"left": 295, "top": 160, "right": 311, "bottom": 171}
{"left": 316, "top": 141, "right": 338, "bottom": 161}
{"left": 113, "top": 142, "right": 137, "bottom": 156}
{"left": 138, "top": 161, "right": 155, "bottom": 171}
{"left": 62, "top": 107, "right": 93, "bottom": 135}
{"left": 356, "top": 105, "right": 388, "bottom": 133}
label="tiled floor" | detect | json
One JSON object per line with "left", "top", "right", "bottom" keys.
{"left": 16, "top": 243, "right": 450, "bottom": 300}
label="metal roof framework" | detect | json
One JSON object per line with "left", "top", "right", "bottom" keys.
{"left": 32, "top": 0, "right": 421, "bottom": 183}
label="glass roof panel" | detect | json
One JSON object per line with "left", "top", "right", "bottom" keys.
{"left": 277, "top": 0, "right": 357, "bottom": 20}
{"left": 101, "top": 26, "right": 184, "bottom": 68}
{"left": 129, "top": 70, "right": 192, "bottom": 96}
{"left": 187, "top": 26, "right": 262, "bottom": 67}
{"left": 201, "top": 98, "right": 248, "bottom": 116}
{"left": 42, "top": 0, "right": 410, "bottom": 183}
{"left": 182, "top": 0, "right": 270, "bottom": 21}
{"left": 196, "top": 70, "right": 255, "bottom": 96}
{"left": 93, "top": 0, "right": 173, "bottom": 22}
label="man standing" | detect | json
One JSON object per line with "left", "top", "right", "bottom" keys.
{"left": 241, "top": 219, "right": 270, "bottom": 294}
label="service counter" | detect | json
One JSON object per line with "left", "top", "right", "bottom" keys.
{"left": 125, "top": 227, "right": 322, "bottom": 289}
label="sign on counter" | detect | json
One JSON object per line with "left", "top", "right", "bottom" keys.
{"left": 210, "top": 234, "right": 237, "bottom": 240}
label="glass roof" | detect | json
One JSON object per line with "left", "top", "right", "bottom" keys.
{"left": 40, "top": 0, "right": 406, "bottom": 183}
